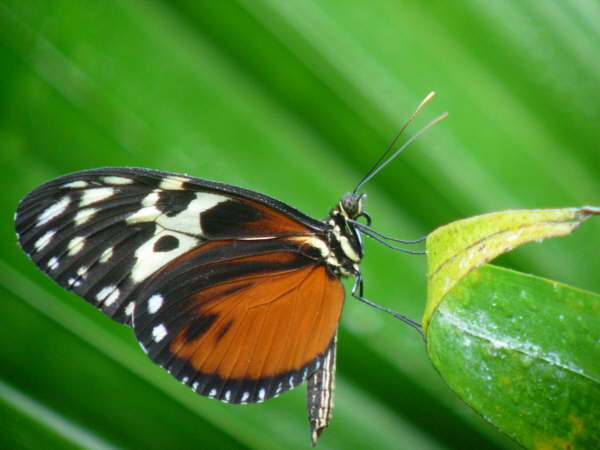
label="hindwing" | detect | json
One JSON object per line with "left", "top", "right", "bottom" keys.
{"left": 133, "top": 238, "right": 344, "bottom": 403}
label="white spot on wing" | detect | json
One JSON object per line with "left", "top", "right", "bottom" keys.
{"left": 76, "top": 266, "right": 89, "bottom": 279}
{"left": 126, "top": 205, "right": 162, "bottom": 224}
{"left": 74, "top": 208, "right": 98, "bottom": 226}
{"left": 125, "top": 301, "right": 135, "bottom": 316}
{"left": 63, "top": 181, "right": 88, "bottom": 189}
{"left": 67, "top": 277, "right": 81, "bottom": 288}
{"left": 192, "top": 381, "right": 199, "bottom": 391}
{"left": 67, "top": 236, "right": 86, "bottom": 256}
{"left": 258, "top": 388, "right": 266, "bottom": 402}
{"left": 141, "top": 191, "right": 160, "bottom": 207}
{"left": 152, "top": 324, "right": 167, "bottom": 342}
{"left": 181, "top": 376, "right": 189, "bottom": 384}
{"left": 47, "top": 256, "right": 59, "bottom": 270}
{"left": 80, "top": 187, "right": 115, "bottom": 207}
{"left": 208, "top": 388, "right": 217, "bottom": 398}
{"left": 102, "top": 176, "right": 133, "bottom": 185}
{"left": 38, "top": 196, "right": 71, "bottom": 226}
{"left": 96, "top": 285, "right": 116, "bottom": 302}
{"left": 159, "top": 175, "right": 188, "bottom": 190}
{"left": 156, "top": 192, "right": 228, "bottom": 236}
{"left": 126, "top": 191, "right": 161, "bottom": 224}
{"left": 104, "top": 288, "right": 120, "bottom": 306}
{"left": 125, "top": 191, "right": 228, "bottom": 237}
{"left": 99, "top": 246, "right": 114, "bottom": 263}
{"left": 147, "top": 294, "right": 164, "bottom": 314}
{"left": 224, "top": 390, "right": 231, "bottom": 401}
{"left": 34, "top": 230, "right": 56, "bottom": 251}
{"left": 241, "top": 392, "right": 250, "bottom": 403}
{"left": 130, "top": 232, "right": 199, "bottom": 283}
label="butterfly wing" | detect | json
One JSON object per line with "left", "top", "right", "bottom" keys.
{"left": 15, "top": 167, "right": 325, "bottom": 325}
{"left": 15, "top": 167, "right": 344, "bottom": 403}
{"left": 133, "top": 238, "right": 344, "bottom": 403}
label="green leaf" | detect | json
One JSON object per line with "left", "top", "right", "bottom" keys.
{"left": 425, "top": 209, "right": 600, "bottom": 448}
{"left": 427, "top": 265, "right": 600, "bottom": 449}
{"left": 425, "top": 207, "right": 600, "bottom": 329}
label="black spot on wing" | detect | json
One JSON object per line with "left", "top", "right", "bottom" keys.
{"left": 200, "top": 199, "right": 263, "bottom": 237}
{"left": 215, "top": 320, "right": 233, "bottom": 342}
{"left": 156, "top": 190, "right": 196, "bottom": 217}
{"left": 185, "top": 314, "right": 218, "bottom": 343}
{"left": 153, "top": 235, "right": 179, "bottom": 252}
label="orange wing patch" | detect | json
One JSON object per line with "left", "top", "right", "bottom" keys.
{"left": 168, "top": 265, "right": 343, "bottom": 402}
{"left": 134, "top": 241, "right": 344, "bottom": 404}
{"left": 174, "top": 265, "right": 342, "bottom": 378}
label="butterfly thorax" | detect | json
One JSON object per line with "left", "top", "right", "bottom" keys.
{"left": 324, "top": 193, "right": 366, "bottom": 278}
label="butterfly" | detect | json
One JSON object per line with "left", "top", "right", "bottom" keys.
{"left": 14, "top": 93, "right": 445, "bottom": 445}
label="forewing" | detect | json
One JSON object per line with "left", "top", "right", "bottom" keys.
{"left": 15, "top": 168, "right": 323, "bottom": 325}
{"left": 133, "top": 239, "right": 345, "bottom": 404}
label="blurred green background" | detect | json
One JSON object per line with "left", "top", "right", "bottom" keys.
{"left": 1, "top": 1, "right": 599, "bottom": 449}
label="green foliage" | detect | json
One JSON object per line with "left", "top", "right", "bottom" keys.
{"left": 424, "top": 207, "right": 600, "bottom": 328}
{"left": 425, "top": 209, "right": 600, "bottom": 448}
{"left": 428, "top": 265, "right": 600, "bottom": 450}
{"left": 1, "top": 1, "right": 599, "bottom": 448}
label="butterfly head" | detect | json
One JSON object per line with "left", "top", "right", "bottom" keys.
{"left": 339, "top": 192, "right": 371, "bottom": 224}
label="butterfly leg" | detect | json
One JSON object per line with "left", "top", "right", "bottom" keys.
{"left": 351, "top": 276, "right": 425, "bottom": 341}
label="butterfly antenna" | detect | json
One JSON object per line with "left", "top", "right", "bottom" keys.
{"left": 353, "top": 110, "right": 448, "bottom": 194}
{"left": 354, "top": 92, "right": 436, "bottom": 195}
{"left": 348, "top": 219, "right": 427, "bottom": 244}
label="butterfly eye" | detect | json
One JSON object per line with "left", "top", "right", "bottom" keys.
{"left": 340, "top": 192, "right": 365, "bottom": 218}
